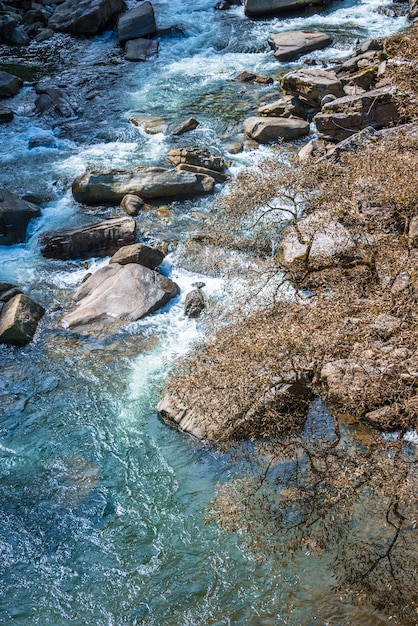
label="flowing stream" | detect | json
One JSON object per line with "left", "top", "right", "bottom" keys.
{"left": 0, "top": 0, "right": 409, "bottom": 623}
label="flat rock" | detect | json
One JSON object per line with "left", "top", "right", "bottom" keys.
{"left": 0, "top": 294, "right": 45, "bottom": 346}
{"left": 0, "top": 71, "right": 23, "bottom": 98}
{"left": 117, "top": 2, "right": 156, "bottom": 44}
{"left": 235, "top": 70, "right": 273, "bottom": 85}
{"left": 268, "top": 30, "right": 333, "bottom": 62}
{"left": 109, "top": 243, "right": 164, "bottom": 269}
{"left": 61, "top": 263, "right": 179, "bottom": 332}
{"left": 130, "top": 116, "right": 167, "bottom": 134}
{"left": 40, "top": 217, "right": 136, "bottom": 260}
{"left": 72, "top": 166, "right": 215, "bottom": 204}
{"left": 257, "top": 95, "right": 308, "bottom": 118}
{"left": 281, "top": 68, "right": 345, "bottom": 107}
{"left": 0, "top": 189, "right": 41, "bottom": 246}
{"left": 314, "top": 86, "right": 399, "bottom": 142}
{"left": 243, "top": 116, "right": 310, "bottom": 143}
{"left": 245, "top": 0, "right": 324, "bottom": 17}
{"left": 125, "top": 38, "right": 159, "bottom": 61}
{"left": 48, "top": 0, "right": 124, "bottom": 33}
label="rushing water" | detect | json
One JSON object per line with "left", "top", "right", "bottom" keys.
{"left": 0, "top": 0, "right": 410, "bottom": 623}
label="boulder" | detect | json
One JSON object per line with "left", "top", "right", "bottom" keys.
{"left": 61, "top": 263, "right": 179, "bottom": 332}
{"left": 278, "top": 214, "right": 357, "bottom": 271}
{"left": 184, "top": 288, "right": 205, "bottom": 318}
{"left": 48, "top": 0, "right": 124, "bottom": 34}
{"left": 34, "top": 86, "right": 78, "bottom": 120}
{"left": 410, "top": 0, "right": 418, "bottom": 18}
{"left": 244, "top": 0, "right": 324, "bottom": 17}
{"left": 130, "top": 116, "right": 167, "bottom": 134}
{"left": 40, "top": 217, "right": 136, "bottom": 260}
{"left": 109, "top": 243, "right": 164, "bottom": 269}
{"left": 281, "top": 68, "right": 345, "bottom": 108}
{"left": 257, "top": 95, "right": 308, "bottom": 118}
{"left": 235, "top": 70, "right": 273, "bottom": 85}
{"left": 314, "top": 86, "right": 399, "bottom": 142}
{"left": 72, "top": 166, "right": 215, "bottom": 205}
{"left": 117, "top": 2, "right": 156, "bottom": 44}
{"left": 0, "top": 287, "right": 22, "bottom": 302}
{"left": 0, "top": 189, "right": 41, "bottom": 246}
{"left": 0, "top": 294, "right": 45, "bottom": 346}
{"left": 170, "top": 117, "right": 199, "bottom": 136}
{"left": 243, "top": 116, "right": 310, "bottom": 143}
{"left": 268, "top": 30, "right": 333, "bottom": 62}
{"left": 0, "top": 107, "right": 14, "bottom": 122}
{"left": 125, "top": 38, "right": 159, "bottom": 61}
{"left": 166, "top": 147, "right": 227, "bottom": 172}
{"left": 0, "top": 71, "right": 23, "bottom": 98}
{"left": 120, "top": 193, "right": 144, "bottom": 216}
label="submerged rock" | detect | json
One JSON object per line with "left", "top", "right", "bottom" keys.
{"left": 0, "top": 294, "right": 45, "bottom": 346}
{"left": 0, "top": 189, "right": 41, "bottom": 246}
{"left": 268, "top": 30, "right": 333, "bottom": 61}
{"left": 72, "top": 166, "right": 215, "bottom": 204}
{"left": 61, "top": 263, "right": 179, "bottom": 332}
{"left": 40, "top": 217, "right": 136, "bottom": 260}
{"left": 48, "top": 0, "right": 124, "bottom": 34}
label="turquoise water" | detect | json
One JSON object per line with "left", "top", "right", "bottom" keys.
{"left": 0, "top": 0, "right": 409, "bottom": 623}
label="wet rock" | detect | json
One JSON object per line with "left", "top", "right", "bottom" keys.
{"left": 0, "top": 287, "right": 22, "bottom": 302}
{"left": 170, "top": 117, "right": 199, "bottom": 136}
{"left": 235, "top": 70, "right": 273, "bottom": 85}
{"left": 109, "top": 243, "right": 164, "bottom": 269}
{"left": 0, "top": 70, "right": 23, "bottom": 98}
{"left": 243, "top": 116, "right": 310, "bottom": 143}
{"left": 314, "top": 86, "right": 399, "bottom": 142}
{"left": 0, "top": 293, "right": 45, "bottom": 346}
{"left": 0, "top": 189, "right": 41, "bottom": 246}
{"left": 48, "top": 0, "right": 124, "bottom": 34}
{"left": 0, "top": 107, "right": 13, "bottom": 122}
{"left": 117, "top": 1, "right": 156, "bottom": 44}
{"left": 257, "top": 95, "right": 309, "bottom": 118}
{"left": 175, "top": 163, "right": 228, "bottom": 184}
{"left": 166, "top": 147, "right": 228, "bottom": 173}
{"left": 268, "top": 30, "right": 333, "bottom": 62}
{"left": 244, "top": 0, "right": 325, "bottom": 17}
{"left": 184, "top": 288, "right": 205, "bottom": 318}
{"left": 120, "top": 193, "right": 144, "bottom": 216}
{"left": 72, "top": 167, "right": 215, "bottom": 205}
{"left": 40, "top": 216, "right": 136, "bottom": 260}
{"left": 61, "top": 263, "right": 179, "bottom": 332}
{"left": 130, "top": 115, "right": 167, "bottom": 134}
{"left": 281, "top": 68, "right": 345, "bottom": 108}
{"left": 34, "top": 86, "right": 78, "bottom": 120}
{"left": 125, "top": 38, "right": 159, "bottom": 61}
{"left": 35, "top": 27, "right": 54, "bottom": 42}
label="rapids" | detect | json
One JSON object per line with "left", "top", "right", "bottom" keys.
{"left": 0, "top": 0, "right": 409, "bottom": 623}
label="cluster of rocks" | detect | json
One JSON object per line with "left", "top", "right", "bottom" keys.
{"left": 244, "top": 34, "right": 401, "bottom": 145}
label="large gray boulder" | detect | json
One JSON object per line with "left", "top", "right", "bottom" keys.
{"left": 268, "top": 30, "right": 333, "bottom": 61}
{"left": 0, "top": 189, "right": 41, "bottom": 246}
{"left": 61, "top": 263, "right": 179, "bottom": 332}
{"left": 281, "top": 68, "right": 345, "bottom": 108}
{"left": 243, "top": 116, "right": 310, "bottom": 143}
{"left": 40, "top": 217, "right": 136, "bottom": 260}
{"left": 0, "top": 71, "right": 23, "bottom": 98}
{"left": 0, "top": 294, "right": 45, "bottom": 346}
{"left": 109, "top": 243, "right": 164, "bottom": 269}
{"left": 117, "top": 2, "right": 156, "bottom": 44}
{"left": 245, "top": 0, "right": 324, "bottom": 17}
{"left": 48, "top": 0, "right": 124, "bottom": 34}
{"left": 72, "top": 166, "right": 215, "bottom": 205}
{"left": 125, "top": 38, "right": 159, "bottom": 61}
{"left": 313, "top": 86, "right": 399, "bottom": 142}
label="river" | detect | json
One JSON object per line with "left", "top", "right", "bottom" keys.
{"left": 0, "top": 0, "right": 409, "bottom": 623}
